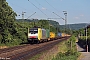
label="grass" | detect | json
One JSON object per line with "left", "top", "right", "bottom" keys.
{"left": 52, "top": 36, "right": 80, "bottom": 60}
{"left": 29, "top": 52, "right": 42, "bottom": 60}
{"left": 52, "top": 55, "right": 77, "bottom": 60}
{"left": 58, "top": 41, "right": 68, "bottom": 53}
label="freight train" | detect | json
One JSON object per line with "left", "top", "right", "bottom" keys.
{"left": 28, "top": 27, "right": 66, "bottom": 44}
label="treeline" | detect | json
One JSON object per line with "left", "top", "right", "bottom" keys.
{"left": 16, "top": 19, "right": 61, "bottom": 33}
{"left": 16, "top": 19, "right": 73, "bottom": 34}
{"left": 60, "top": 23, "right": 88, "bottom": 30}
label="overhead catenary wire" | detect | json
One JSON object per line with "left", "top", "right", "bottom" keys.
{"left": 7, "top": 2, "right": 32, "bottom": 18}
{"left": 34, "top": 0, "right": 41, "bottom": 6}
{"left": 53, "top": 12, "right": 65, "bottom": 20}
{"left": 7, "top": 3, "right": 22, "bottom": 16}
{"left": 34, "top": 0, "right": 64, "bottom": 20}
{"left": 44, "top": 0, "right": 60, "bottom": 12}
{"left": 28, "top": 0, "right": 49, "bottom": 18}
{"left": 34, "top": 0, "right": 53, "bottom": 13}
{"left": 9, "top": 2, "right": 29, "bottom": 12}
{"left": 27, "top": 12, "right": 36, "bottom": 19}
{"left": 44, "top": 0, "right": 64, "bottom": 22}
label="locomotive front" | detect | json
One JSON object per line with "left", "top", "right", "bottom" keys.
{"left": 28, "top": 28, "right": 38, "bottom": 43}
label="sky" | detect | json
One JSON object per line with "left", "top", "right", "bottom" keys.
{"left": 6, "top": 0, "right": 90, "bottom": 25}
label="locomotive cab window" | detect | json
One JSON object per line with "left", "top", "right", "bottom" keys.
{"left": 29, "top": 28, "right": 38, "bottom": 34}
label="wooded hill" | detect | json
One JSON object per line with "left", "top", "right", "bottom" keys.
{"left": 16, "top": 19, "right": 89, "bottom": 30}
{"left": 60, "top": 23, "right": 89, "bottom": 30}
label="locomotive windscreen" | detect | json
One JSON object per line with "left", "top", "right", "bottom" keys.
{"left": 29, "top": 28, "right": 38, "bottom": 34}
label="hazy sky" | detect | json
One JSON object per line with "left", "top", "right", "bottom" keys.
{"left": 6, "top": 0, "right": 90, "bottom": 25}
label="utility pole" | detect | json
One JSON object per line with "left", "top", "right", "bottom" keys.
{"left": 22, "top": 11, "right": 26, "bottom": 19}
{"left": 22, "top": 11, "right": 26, "bottom": 27}
{"left": 86, "top": 26, "right": 88, "bottom": 52}
{"left": 63, "top": 11, "right": 67, "bottom": 36}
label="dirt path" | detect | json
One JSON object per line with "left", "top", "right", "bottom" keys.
{"left": 76, "top": 42, "right": 90, "bottom": 60}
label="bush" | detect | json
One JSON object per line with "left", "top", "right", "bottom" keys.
{"left": 52, "top": 35, "right": 80, "bottom": 60}
{"left": 52, "top": 51, "right": 79, "bottom": 60}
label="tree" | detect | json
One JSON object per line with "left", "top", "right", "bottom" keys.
{"left": 38, "top": 20, "right": 49, "bottom": 29}
{"left": 0, "top": 0, "right": 17, "bottom": 43}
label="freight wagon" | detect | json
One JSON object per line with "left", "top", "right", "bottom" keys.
{"left": 50, "top": 32, "right": 55, "bottom": 40}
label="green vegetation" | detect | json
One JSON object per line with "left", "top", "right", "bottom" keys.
{"left": 52, "top": 36, "right": 80, "bottom": 60}
{"left": 60, "top": 23, "right": 87, "bottom": 30}
{"left": 0, "top": 0, "right": 18, "bottom": 46}
{"left": 29, "top": 52, "right": 42, "bottom": 60}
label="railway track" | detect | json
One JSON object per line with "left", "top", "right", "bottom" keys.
{"left": 0, "top": 44, "right": 30, "bottom": 54}
{"left": 0, "top": 36, "right": 70, "bottom": 60}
